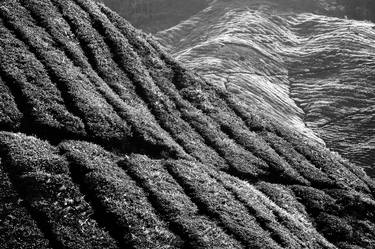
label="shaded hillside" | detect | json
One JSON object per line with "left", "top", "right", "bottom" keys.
{"left": 157, "top": 0, "right": 375, "bottom": 176}
{"left": 334, "top": 0, "right": 375, "bottom": 21}
{"left": 97, "top": 0, "right": 209, "bottom": 33}
{"left": 0, "top": 0, "right": 375, "bottom": 248}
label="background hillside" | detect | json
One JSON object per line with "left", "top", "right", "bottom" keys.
{"left": 156, "top": 0, "right": 375, "bottom": 176}
{"left": 98, "top": 0, "right": 210, "bottom": 33}
{"left": 97, "top": 0, "right": 375, "bottom": 33}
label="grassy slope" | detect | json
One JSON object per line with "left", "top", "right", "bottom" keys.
{"left": 0, "top": 0, "right": 374, "bottom": 248}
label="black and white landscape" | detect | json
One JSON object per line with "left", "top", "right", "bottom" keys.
{"left": 0, "top": 0, "right": 374, "bottom": 248}
{"left": 156, "top": 0, "right": 375, "bottom": 176}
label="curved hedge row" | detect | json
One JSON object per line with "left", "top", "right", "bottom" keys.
{"left": 0, "top": 0, "right": 374, "bottom": 248}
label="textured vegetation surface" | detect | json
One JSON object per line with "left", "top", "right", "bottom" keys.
{"left": 157, "top": 0, "right": 375, "bottom": 176}
{"left": 0, "top": 0, "right": 374, "bottom": 248}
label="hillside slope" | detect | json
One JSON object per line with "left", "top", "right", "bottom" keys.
{"left": 156, "top": 0, "right": 375, "bottom": 176}
{"left": 97, "top": 0, "right": 210, "bottom": 33}
{"left": 0, "top": 0, "right": 374, "bottom": 248}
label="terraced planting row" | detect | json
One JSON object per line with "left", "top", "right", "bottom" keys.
{"left": 2, "top": 131, "right": 375, "bottom": 248}
{"left": 0, "top": 0, "right": 374, "bottom": 248}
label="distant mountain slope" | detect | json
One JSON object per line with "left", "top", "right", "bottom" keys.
{"left": 156, "top": 0, "right": 375, "bottom": 176}
{"left": 0, "top": 0, "right": 375, "bottom": 248}
{"left": 97, "top": 0, "right": 210, "bottom": 33}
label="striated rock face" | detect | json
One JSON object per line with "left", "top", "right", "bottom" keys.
{"left": 97, "top": 0, "right": 210, "bottom": 33}
{"left": 0, "top": 0, "right": 374, "bottom": 248}
{"left": 156, "top": 0, "right": 375, "bottom": 176}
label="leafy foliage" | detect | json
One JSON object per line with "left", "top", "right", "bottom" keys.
{"left": 0, "top": 0, "right": 374, "bottom": 248}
